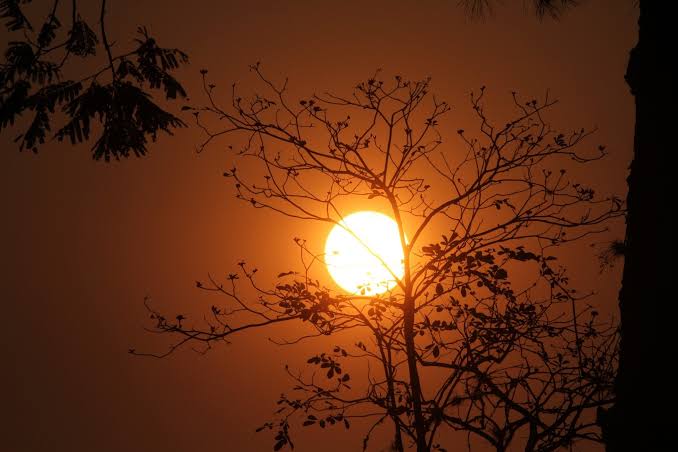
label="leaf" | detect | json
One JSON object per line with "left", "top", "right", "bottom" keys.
{"left": 0, "top": 0, "right": 32, "bottom": 31}
{"left": 56, "top": 80, "right": 186, "bottom": 160}
{"left": 5, "top": 41, "right": 60, "bottom": 84}
{"left": 435, "top": 283, "right": 444, "bottom": 295}
{"left": 554, "top": 133, "right": 567, "bottom": 147}
{"left": 432, "top": 345, "right": 440, "bottom": 358}
{"left": 37, "top": 15, "right": 60, "bottom": 48}
{"left": 0, "top": 80, "right": 30, "bottom": 129}
{"left": 133, "top": 29, "right": 188, "bottom": 99}
{"left": 66, "top": 20, "right": 98, "bottom": 56}
{"left": 19, "top": 106, "right": 49, "bottom": 152}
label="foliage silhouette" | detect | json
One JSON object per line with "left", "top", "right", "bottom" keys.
{"left": 0, "top": 0, "right": 188, "bottom": 160}
{"left": 134, "top": 66, "right": 623, "bottom": 451}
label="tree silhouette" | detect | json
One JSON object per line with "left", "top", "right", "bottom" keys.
{"left": 460, "top": 1, "right": 666, "bottom": 449}
{"left": 0, "top": 0, "right": 188, "bottom": 160}
{"left": 133, "top": 67, "right": 623, "bottom": 451}
{"left": 2, "top": 2, "right": 646, "bottom": 450}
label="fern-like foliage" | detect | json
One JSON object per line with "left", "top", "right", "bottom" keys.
{"left": 55, "top": 81, "right": 185, "bottom": 160}
{"left": 0, "top": 1, "right": 188, "bottom": 160}
{"left": 66, "top": 20, "right": 98, "bottom": 57}
{"left": 0, "top": 0, "right": 33, "bottom": 32}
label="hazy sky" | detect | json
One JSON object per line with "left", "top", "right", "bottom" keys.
{"left": 2, "top": 1, "right": 637, "bottom": 450}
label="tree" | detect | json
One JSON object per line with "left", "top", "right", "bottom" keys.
{"left": 0, "top": 0, "right": 189, "bottom": 160}
{"left": 460, "top": 1, "right": 667, "bottom": 449}
{"left": 2, "top": 2, "right": 647, "bottom": 450}
{"left": 133, "top": 66, "right": 623, "bottom": 451}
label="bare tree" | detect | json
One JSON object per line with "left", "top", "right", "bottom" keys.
{"left": 133, "top": 66, "right": 622, "bottom": 451}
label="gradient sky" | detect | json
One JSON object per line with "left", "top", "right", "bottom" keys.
{"left": 2, "top": 1, "right": 637, "bottom": 450}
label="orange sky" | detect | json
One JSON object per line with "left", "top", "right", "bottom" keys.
{"left": 2, "top": 1, "right": 637, "bottom": 450}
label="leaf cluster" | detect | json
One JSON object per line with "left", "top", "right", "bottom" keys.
{"left": 0, "top": 1, "right": 188, "bottom": 160}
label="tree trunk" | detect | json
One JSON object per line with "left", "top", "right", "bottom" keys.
{"left": 603, "top": 1, "right": 667, "bottom": 449}
{"left": 404, "top": 294, "right": 429, "bottom": 451}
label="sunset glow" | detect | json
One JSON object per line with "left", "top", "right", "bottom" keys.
{"left": 2, "top": 1, "right": 637, "bottom": 449}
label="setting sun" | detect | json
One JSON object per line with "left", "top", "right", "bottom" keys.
{"left": 324, "top": 211, "right": 405, "bottom": 295}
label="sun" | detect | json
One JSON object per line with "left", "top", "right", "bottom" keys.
{"left": 324, "top": 211, "right": 405, "bottom": 295}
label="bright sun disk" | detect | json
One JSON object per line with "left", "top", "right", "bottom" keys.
{"left": 324, "top": 211, "right": 405, "bottom": 295}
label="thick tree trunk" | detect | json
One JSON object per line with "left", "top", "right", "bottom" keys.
{"left": 404, "top": 295, "right": 428, "bottom": 452}
{"left": 603, "top": 2, "right": 666, "bottom": 449}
